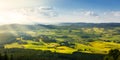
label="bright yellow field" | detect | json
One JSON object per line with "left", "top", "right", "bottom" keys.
{"left": 5, "top": 40, "right": 120, "bottom": 54}
{"left": 89, "top": 41, "right": 120, "bottom": 53}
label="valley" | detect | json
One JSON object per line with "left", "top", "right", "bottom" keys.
{"left": 0, "top": 23, "right": 120, "bottom": 54}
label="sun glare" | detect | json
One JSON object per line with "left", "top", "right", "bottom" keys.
{"left": 0, "top": 11, "right": 27, "bottom": 24}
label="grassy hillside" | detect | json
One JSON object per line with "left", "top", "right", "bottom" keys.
{"left": 0, "top": 23, "right": 120, "bottom": 60}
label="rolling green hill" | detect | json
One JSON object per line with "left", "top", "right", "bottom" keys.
{"left": 0, "top": 23, "right": 120, "bottom": 60}
{"left": 0, "top": 23, "right": 119, "bottom": 54}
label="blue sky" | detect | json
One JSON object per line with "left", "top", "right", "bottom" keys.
{"left": 0, "top": 0, "right": 120, "bottom": 24}
{"left": 50, "top": 0, "right": 120, "bottom": 11}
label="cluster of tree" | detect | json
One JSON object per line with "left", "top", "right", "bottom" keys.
{"left": 16, "top": 40, "right": 28, "bottom": 44}
{"left": 35, "top": 35, "right": 56, "bottom": 43}
{"left": 0, "top": 53, "right": 12, "bottom": 60}
{"left": 0, "top": 48, "right": 104, "bottom": 60}
{"left": 59, "top": 41, "right": 75, "bottom": 48}
{"left": 104, "top": 49, "right": 120, "bottom": 60}
{"left": 17, "top": 32, "right": 34, "bottom": 40}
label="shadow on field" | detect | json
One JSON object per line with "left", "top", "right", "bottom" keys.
{"left": 0, "top": 48, "right": 105, "bottom": 60}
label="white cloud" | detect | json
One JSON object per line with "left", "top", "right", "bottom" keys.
{"left": 0, "top": 6, "right": 59, "bottom": 24}
{"left": 18, "top": 7, "right": 58, "bottom": 17}
{"left": 0, "top": 7, "right": 120, "bottom": 24}
{"left": 110, "top": 11, "right": 120, "bottom": 17}
{"left": 83, "top": 11, "right": 98, "bottom": 17}
{"left": 54, "top": 10, "right": 120, "bottom": 23}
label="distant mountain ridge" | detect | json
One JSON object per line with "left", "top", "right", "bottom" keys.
{"left": 60, "top": 23, "right": 120, "bottom": 27}
{"left": 0, "top": 23, "right": 120, "bottom": 31}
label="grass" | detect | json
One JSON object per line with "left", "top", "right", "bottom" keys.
{"left": 5, "top": 40, "right": 120, "bottom": 54}
{"left": 56, "top": 46, "right": 77, "bottom": 54}
{"left": 5, "top": 43, "right": 23, "bottom": 48}
{"left": 4, "top": 30, "right": 120, "bottom": 54}
{"left": 89, "top": 41, "right": 120, "bottom": 53}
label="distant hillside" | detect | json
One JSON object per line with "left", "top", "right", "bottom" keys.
{"left": 0, "top": 23, "right": 120, "bottom": 31}
{"left": 0, "top": 24, "right": 47, "bottom": 31}
{"left": 60, "top": 23, "right": 120, "bottom": 27}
